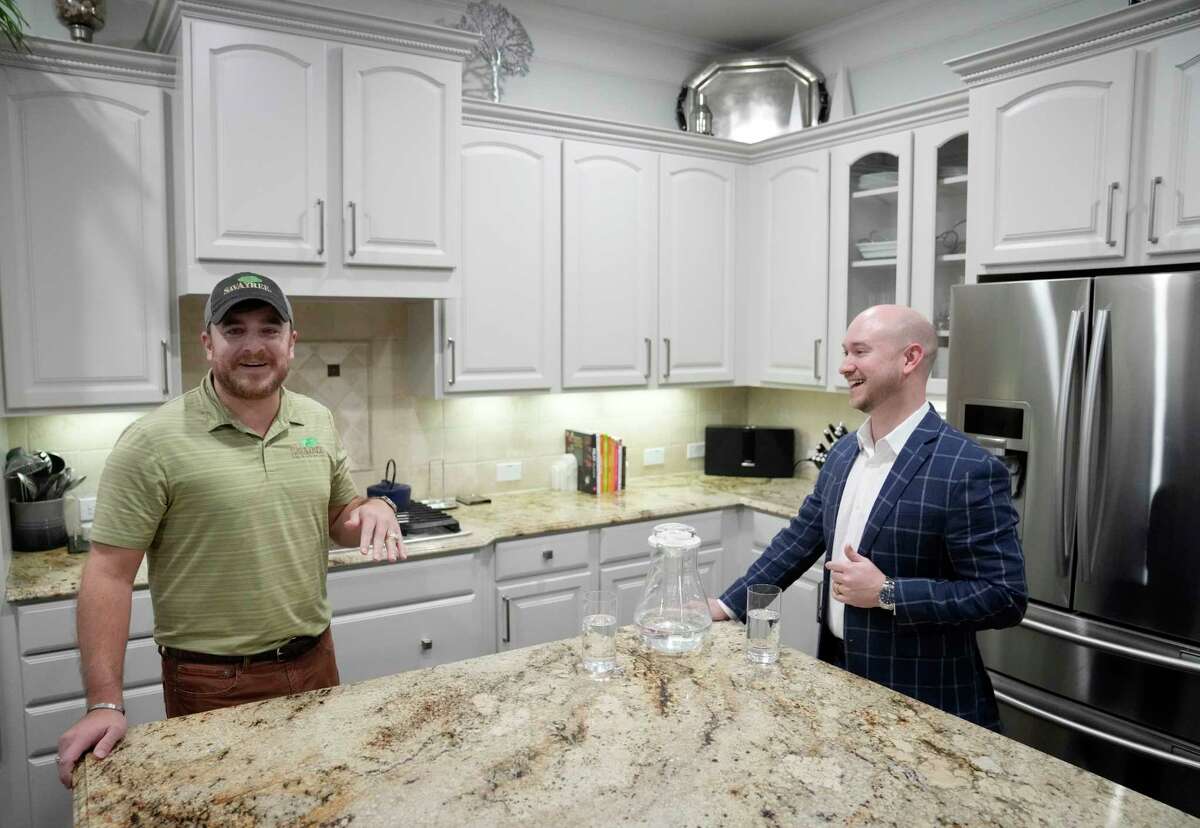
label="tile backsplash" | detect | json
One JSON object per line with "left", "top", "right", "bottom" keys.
{"left": 12, "top": 298, "right": 889, "bottom": 502}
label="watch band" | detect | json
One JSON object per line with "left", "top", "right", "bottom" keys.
{"left": 371, "top": 494, "right": 398, "bottom": 514}
{"left": 87, "top": 702, "right": 125, "bottom": 715}
{"left": 879, "top": 577, "right": 896, "bottom": 612}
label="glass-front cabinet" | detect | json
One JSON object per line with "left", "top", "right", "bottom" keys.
{"left": 912, "top": 120, "right": 969, "bottom": 397}
{"left": 828, "top": 132, "right": 913, "bottom": 387}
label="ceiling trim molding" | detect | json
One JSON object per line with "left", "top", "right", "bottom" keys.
{"left": 0, "top": 37, "right": 177, "bottom": 86}
{"left": 946, "top": 0, "right": 1200, "bottom": 86}
{"left": 764, "top": 0, "right": 936, "bottom": 55}
{"left": 145, "top": 0, "right": 480, "bottom": 58}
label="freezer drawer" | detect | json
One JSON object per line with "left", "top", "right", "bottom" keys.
{"left": 991, "top": 673, "right": 1200, "bottom": 817}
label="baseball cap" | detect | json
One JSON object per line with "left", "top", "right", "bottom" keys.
{"left": 203, "top": 272, "right": 293, "bottom": 327}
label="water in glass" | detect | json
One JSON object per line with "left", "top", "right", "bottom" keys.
{"left": 582, "top": 612, "right": 618, "bottom": 674}
{"left": 746, "top": 607, "right": 781, "bottom": 664}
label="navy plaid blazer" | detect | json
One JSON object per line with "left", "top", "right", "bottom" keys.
{"left": 720, "top": 406, "right": 1027, "bottom": 730}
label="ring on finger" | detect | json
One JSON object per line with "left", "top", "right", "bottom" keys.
{"left": 386, "top": 531, "right": 401, "bottom": 542}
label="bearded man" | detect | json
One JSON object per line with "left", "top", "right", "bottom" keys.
{"left": 57, "top": 273, "right": 405, "bottom": 787}
{"left": 711, "top": 305, "right": 1027, "bottom": 730}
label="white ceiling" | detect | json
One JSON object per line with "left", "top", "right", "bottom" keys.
{"left": 537, "top": 0, "right": 897, "bottom": 50}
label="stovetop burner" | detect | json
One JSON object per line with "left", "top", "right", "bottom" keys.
{"left": 397, "top": 501, "right": 461, "bottom": 538}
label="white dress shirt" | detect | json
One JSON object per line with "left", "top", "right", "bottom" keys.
{"left": 826, "top": 402, "right": 930, "bottom": 639}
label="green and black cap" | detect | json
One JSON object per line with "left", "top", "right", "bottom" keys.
{"left": 203, "top": 272, "right": 293, "bottom": 327}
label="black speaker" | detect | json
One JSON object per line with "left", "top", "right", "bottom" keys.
{"left": 704, "top": 426, "right": 795, "bottom": 478}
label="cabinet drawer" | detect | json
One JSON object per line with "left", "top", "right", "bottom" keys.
{"left": 24, "top": 684, "right": 165, "bottom": 757}
{"left": 600, "top": 511, "right": 723, "bottom": 563}
{"left": 16, "top": 590, "right": 155, "bottom": 655}
{"left": 22, "top": 637, "right": 162, "bottom": 707}
{"left": 495, "top": 530, "right": 590, "bottom": 580}
{"left": 331, "top": 594, "right": 486, "bottom": 684}
{"left": 327, "top": 551, "right": 481, "bottom": 616}
{"left": 752, "top": 511, "right": 788, "bottom": 549}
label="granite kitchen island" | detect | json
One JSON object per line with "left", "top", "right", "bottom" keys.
{"left": 73, "top": 624, "right": 1193, "bottom": 827}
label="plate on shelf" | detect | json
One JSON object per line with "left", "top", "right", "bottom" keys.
{"left": 857, "top": 171, "right": 898, "bottom": 190}
{"left": 855, "top": 240, "right": 897, "bottom": 259}
{"left": 941, "top": 166, "right": 967, "bottom": 178}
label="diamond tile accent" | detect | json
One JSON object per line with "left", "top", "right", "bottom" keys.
{"left": 287, "top": 342, "right": 371, "bottom": 471}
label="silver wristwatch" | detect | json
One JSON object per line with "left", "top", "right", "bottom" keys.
{"left": 371, "top": 494, "right": 398, "bottom": 514}
{"left": 878, "top": 577, "right": 896, "bottom": 612}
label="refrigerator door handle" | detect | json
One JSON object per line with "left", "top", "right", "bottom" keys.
{"left": 1020, "top": 616, "right": 1200, "bottom": 675}
{"left": 1077, "top": 307, "right": 1109, "bottom": 581}
{"left": 1055, "top": 309, "right": 1084, "bottom": 578}
{"left": 995, "top": 689, "right": 1200, "bottom": 772}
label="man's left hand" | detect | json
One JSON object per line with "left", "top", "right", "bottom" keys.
{"left": 345, "top": 499, "right": 406, "bottom": 562}
{"left": 825, "top": 545, "right": 884, "bottom": 608}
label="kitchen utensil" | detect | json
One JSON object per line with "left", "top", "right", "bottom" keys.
{"left": 14, "top": 471, "right": 37, "bottom": 502}
{"left": 63, "top": 473, "right": 87, "bottom": 493}
{"left": 10, "top": 497, "right": 68, "bottom": 551}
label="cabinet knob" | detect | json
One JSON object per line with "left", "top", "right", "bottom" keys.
{"left": 420, "top": 638, "right": 433, "bottom": 651}
{"left": 542, "top": 549, "right": 554, "bottom": 560}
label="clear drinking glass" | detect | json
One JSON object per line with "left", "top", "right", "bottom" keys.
{"left": 581, "top": 590, "right": 618, "bottom": 677}
{"left": 745, "top": 584, "right": 783, "bottom": 664}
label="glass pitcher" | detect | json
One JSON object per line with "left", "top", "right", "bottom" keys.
{"left": 633, "top": 523, "right": 712, "bottom": 654}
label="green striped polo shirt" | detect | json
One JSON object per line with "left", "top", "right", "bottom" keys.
{"left": 91, "top": 372, "right": 358, "bottom": 654}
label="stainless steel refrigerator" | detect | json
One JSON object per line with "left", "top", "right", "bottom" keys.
{"left": 948, "top": 268, "right": 1200, "bottom": 816}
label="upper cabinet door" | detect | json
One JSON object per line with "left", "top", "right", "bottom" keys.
{"left": 0, "top": 69, "right": 170, "bottom": 408}
{"left": 1144, "top": 29, "right": 1200, "bottom": 258}
{"left": 342, "top": 45, "right": 460, "bottom": 269}
{"left": 190, "top": 21, "right": 327, "bottom": 263}
{"left": 659, "top": 154, "right": 736, "bottom": 385}
{"left": 445, "top": 128, "right": 561, "bottom": 393}
{"left": 562, "top": 141, "right": 658, "bottom": 388}
{"left": 970, "top": 49, "right": 1135, "bottom": 266}
{"left": 753, "top": 150, "right": 829, "bottom": 387}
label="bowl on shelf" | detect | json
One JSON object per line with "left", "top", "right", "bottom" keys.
{"left": 854, "top": 240, "right": 898, "bottom": 259}
{"left": 856, "top": 170, "right": 898, "bottom": 190}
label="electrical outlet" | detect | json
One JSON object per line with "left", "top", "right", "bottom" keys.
{"left": 78, "top": 496, "right": 97, "bottom": 522}
{"left": 496, "top": 462, "right": 522, "bottom": 482}
{"left": 643, "top": 447, "right": 665, "bottom": 466}
{"left": 686, "top": 442, "right": 705, "bottom": 459}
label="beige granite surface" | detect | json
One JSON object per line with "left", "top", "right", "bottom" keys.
{"left": 5, "top": 472, "right": 816, "bottom": 604}
{"left": 73, "top": 622, "right": 1194, "bottom": 827}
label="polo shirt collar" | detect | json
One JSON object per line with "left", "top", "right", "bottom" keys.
{"left": 199, "top": 371, "right": 306, "bottom": 435}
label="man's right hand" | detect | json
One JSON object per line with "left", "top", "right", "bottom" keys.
{"left": 57, "top": 708, "right": 127, "bottom": 788}
{"left": 707, "top": 597, "right": 730, "bottom": 621}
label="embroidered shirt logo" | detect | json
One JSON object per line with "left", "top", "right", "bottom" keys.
{"left": 292, "top": 436, "right": 323, "bottom": 458}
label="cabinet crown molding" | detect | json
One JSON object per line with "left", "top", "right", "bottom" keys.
{"left": 946, "top": 0, "right": 1200, "bottom": 86}
{"left": 0, "top": 37, "right": 177, "bottom": 86}
{"left": 145, "top": 0, "right": 480, "bottom": 59}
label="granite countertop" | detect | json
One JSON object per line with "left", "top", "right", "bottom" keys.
{"left": 73, "top": 622, "right": 1194, "bottom": 827}
{"left": 5, "top": 472, "right": 816, "bottom": 604}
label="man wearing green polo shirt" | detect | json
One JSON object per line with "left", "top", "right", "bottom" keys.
{"left": 56, "top": 273, "right": 404, "bottom": 788}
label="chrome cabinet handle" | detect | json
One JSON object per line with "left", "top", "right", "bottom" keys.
{"left": 813, "top": 338, "right": 822, "bottom": 382}
{"left": 502, "top": 597, "right": 511, "bottom": 643}
{"left": 160, "top": 340, "right": 169, "bottom": 395}
{"left": 348, "top": 201, "right": 357, "bottom": 257}
{"left": 1147, "top": 176, "right": 1162, "bottom": 244}
{"left": 446, "top": 337, "right": 456, "bottom": 386}
{"left": 1076, "top": 307, "right": 1108, "bottom": 581}
{"left": 1054, "top": 309, "right": 1083, "bottom": 578}
{"left": 315, "top": 198, "right": 325, "bottom": 255}
{"left": 1104, "top": 182, "right": 1119, "bottom": 247}
{"left": 644, "top": 337, "right": 652, "bottom": 380}
{"left": 420, "top": 638, "right": 433, "bottom": 651}
{"left": 541, "top": 550, "right": 554, "bottom": 561}
{"left": 663, "top": 337, "right": 671, "bottom": 380}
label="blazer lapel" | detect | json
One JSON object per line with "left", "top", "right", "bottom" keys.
{"left": 858, "top": 407, "right": 943, "bottom": 556}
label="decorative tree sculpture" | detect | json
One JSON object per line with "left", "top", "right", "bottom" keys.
{"left": 441, "top": 0, "right": 534, "bottom": 103}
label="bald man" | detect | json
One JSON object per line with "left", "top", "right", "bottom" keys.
{"left": 713, "top": 306, "right": 1027, "bottom": 731}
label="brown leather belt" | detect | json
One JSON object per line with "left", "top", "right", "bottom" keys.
{"left": 158, "top": 633, "right": 322, "bottom": 666}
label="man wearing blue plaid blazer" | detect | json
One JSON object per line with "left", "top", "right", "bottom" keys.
{"left": 713, "top": 305, "right": 1027, "bottom": 730}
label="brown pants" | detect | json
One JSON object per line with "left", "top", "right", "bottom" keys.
{"left": 160, "top": 627, "right": 340, "bottom": 718}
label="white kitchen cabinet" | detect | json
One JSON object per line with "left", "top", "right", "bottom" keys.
{"left": 748, "top": 512, "right": 822, "bottom": 658}
{"left": 190, "top": 20, "right": 327, "bottom": 264}
{"left": 658, "top": 153, "right": 737, "bottom": 385}
{"left": 562, "top": 140, "right": 659, "bottom": 388}
{"left": 1143, "top": 29, "right": 1200, "bottom": 259}
{"left": 0, "top": 65, "right": 172, "bottom": 409}
{"left": 747, "top": 150, "right": 830, "bottom": 387}
{"left": 444, "top": 128, "right": 561, "bottom": 393}
{"left": 342, "top": 45, "right": 460, "bottom": 269}
{"left": 828, "top": 131, "right": 913, "bottom": 388}
{"left": 496, "top": 570, "right": 594, "bottom": 652}
{"left": 911, "top": 121, "right": 969, "bottom": 398}
{"left": 968, "top": 49, "right": 1135, "bottom": 267}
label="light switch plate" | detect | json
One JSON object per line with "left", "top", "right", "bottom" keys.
{"left": 643, "top": 447, "right": 665, "bottom": 466}
{"left": 686, "top": 442, "right": 705, "bottom": 459}
{"left": 78, "top": 496, "right": 97, "bottom": 522}
{"left": 496, "top": 462, "right": 522, "bottom": 482}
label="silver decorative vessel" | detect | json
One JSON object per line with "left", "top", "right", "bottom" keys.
{"left": 678, "top": 55, "right": 827, "bottom": 143}
{"left": 54, "top": 0, "right": 106, "bottom": 42}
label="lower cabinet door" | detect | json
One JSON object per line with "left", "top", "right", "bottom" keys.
{"left": 781, "top": 568, "right": 823, "bottom": 658}
{"left": 331, "top": 595, "right": 487, "bottom": 684}
{"left": 599, "top": 550, "right": 721, "bottom": 628}
{"left": 496, "top": 570, "right": 594, "bottom": 651}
